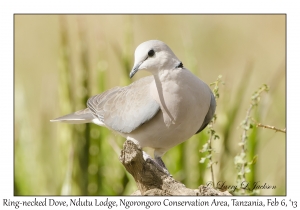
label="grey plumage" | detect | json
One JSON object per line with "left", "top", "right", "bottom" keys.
{"left": 51, "top": 40, "right": 216, "bottom": 174}
{"left": 196, "top": 93, "right": 216, "bottom": 134}
{"left": 87, "top": 76, "right": 160, "bottom": 133}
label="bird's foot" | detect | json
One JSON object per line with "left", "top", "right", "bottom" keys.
{"left": 155, "top": 156, "right": 172, "bottom": 177}
{"left": 142, "top": 151, "right": 171, "bottom": 176}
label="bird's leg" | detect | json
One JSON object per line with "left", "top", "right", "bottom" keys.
{"left": 155, "top": 156, "right": 172, "bottom": 176}
{"left": 142, "top": 151, "right": 170, "bottom": 176}
{"left": 154, "top": 155, "right": 171, "bottom": 176}
{"left": 154, "top": 156, "right": 166, "bottom": 169}
{"left": 127, "top": 139, "right": 171, "bottom": 176}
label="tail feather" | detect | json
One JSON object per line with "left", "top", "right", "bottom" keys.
{"left": 50, "top": 108, "right": 95, "bottom": 124}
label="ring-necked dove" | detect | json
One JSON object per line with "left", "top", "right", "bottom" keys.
{"left": 51, "top": 40, "right": 216, "bottom": 174}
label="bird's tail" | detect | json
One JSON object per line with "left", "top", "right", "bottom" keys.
{"left": 50, "top": 108, "right": 94, "bottom": 124}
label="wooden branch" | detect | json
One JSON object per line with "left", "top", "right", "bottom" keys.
{"left": 119, "top": 140, "right": 231, "bottom": 196}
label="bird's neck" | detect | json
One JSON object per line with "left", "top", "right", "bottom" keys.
{"left": 154, "top": 68, "right": 182, "bottom": 84}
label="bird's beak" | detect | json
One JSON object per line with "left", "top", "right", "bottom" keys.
{"left": 129, "top": 61, "right": 142, "bottom": 78}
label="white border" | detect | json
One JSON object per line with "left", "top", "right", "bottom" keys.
{"left": 1, "top": 0, "right": 299, "bottom": 209}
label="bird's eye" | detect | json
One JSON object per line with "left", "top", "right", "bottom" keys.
{"left": 148, "top": 49, "right": 155, "bottom": 57}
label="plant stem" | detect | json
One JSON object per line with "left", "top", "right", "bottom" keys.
{"left": 251, "top": 118, "right": 286, "bottom": 133}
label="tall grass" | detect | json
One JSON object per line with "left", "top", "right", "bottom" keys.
{"left": 58, "top": 16, "right": 74, "bottom": 195}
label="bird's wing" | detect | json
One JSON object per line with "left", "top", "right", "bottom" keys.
{"left": 87, "top": 76, "right": 160, "bottom": 133}
{"left": 195, "top": 90, "right": 216, "bottom": 134}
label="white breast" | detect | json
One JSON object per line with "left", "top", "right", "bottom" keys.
{"left": 126, "top": 69, "right": 211, "bottom": 155}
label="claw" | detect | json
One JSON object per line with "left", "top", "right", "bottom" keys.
{"left": 142, "top": 151, "right": 171, "bottom": 176}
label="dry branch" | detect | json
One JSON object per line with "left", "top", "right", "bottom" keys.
{"left": 119, "top": 140, "right": 231, "bottom": 196}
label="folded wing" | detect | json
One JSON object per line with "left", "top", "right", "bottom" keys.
{"left": 87, "top": 76, "right": 160, "bottom": 133}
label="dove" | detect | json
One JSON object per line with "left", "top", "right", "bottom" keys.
{"left": 51, "top": 40, "right": 216, "bottom": 174}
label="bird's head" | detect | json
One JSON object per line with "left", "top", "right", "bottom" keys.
{"left": 130, "top": 40, "right": 181, "bottom": 78}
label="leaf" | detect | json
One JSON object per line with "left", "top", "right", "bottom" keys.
{"left": 238, "top": 171, "right": 244, "bottom": 176}
{"left": 238, "top": 142, "right": 245, "bottom": 146}
{"left": 234, "top": 154, "right": 246, "bottom": 165}
{"left": 248, "top": 155, "right": 258, "bottom": 165}
{"left": 240, "top": 152, "right": 246, "bottom": 158}
{"left": 206, "top": 154, "right": 212, "bottom": 159}
{"left": 245, "top": 166, "right": 251, "bottom": 173}
{"left": 200, "top": 143, "right": 208, "bottom": 153}
{"left": 199, "top": 157, "right": 206, "bottom": 163}
{"left": 234, "top": 156, "right": 243, "bottom": 165}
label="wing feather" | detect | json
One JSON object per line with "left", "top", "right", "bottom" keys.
{"left": 195, "top": 91, "right": 216, "bottom": 134}
{"left": 87, "top": 76, "right": 160, "bottom": 133}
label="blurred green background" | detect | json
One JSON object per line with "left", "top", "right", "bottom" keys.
{"left": 14, "top": 15, "right": 286, "bottom": 195}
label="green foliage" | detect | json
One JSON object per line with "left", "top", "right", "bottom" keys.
{"left": 234, "top": 84, "right": 269, "bottom": 195}
{"left": 200, "top": 75, "right": 223, "bottom": 187}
